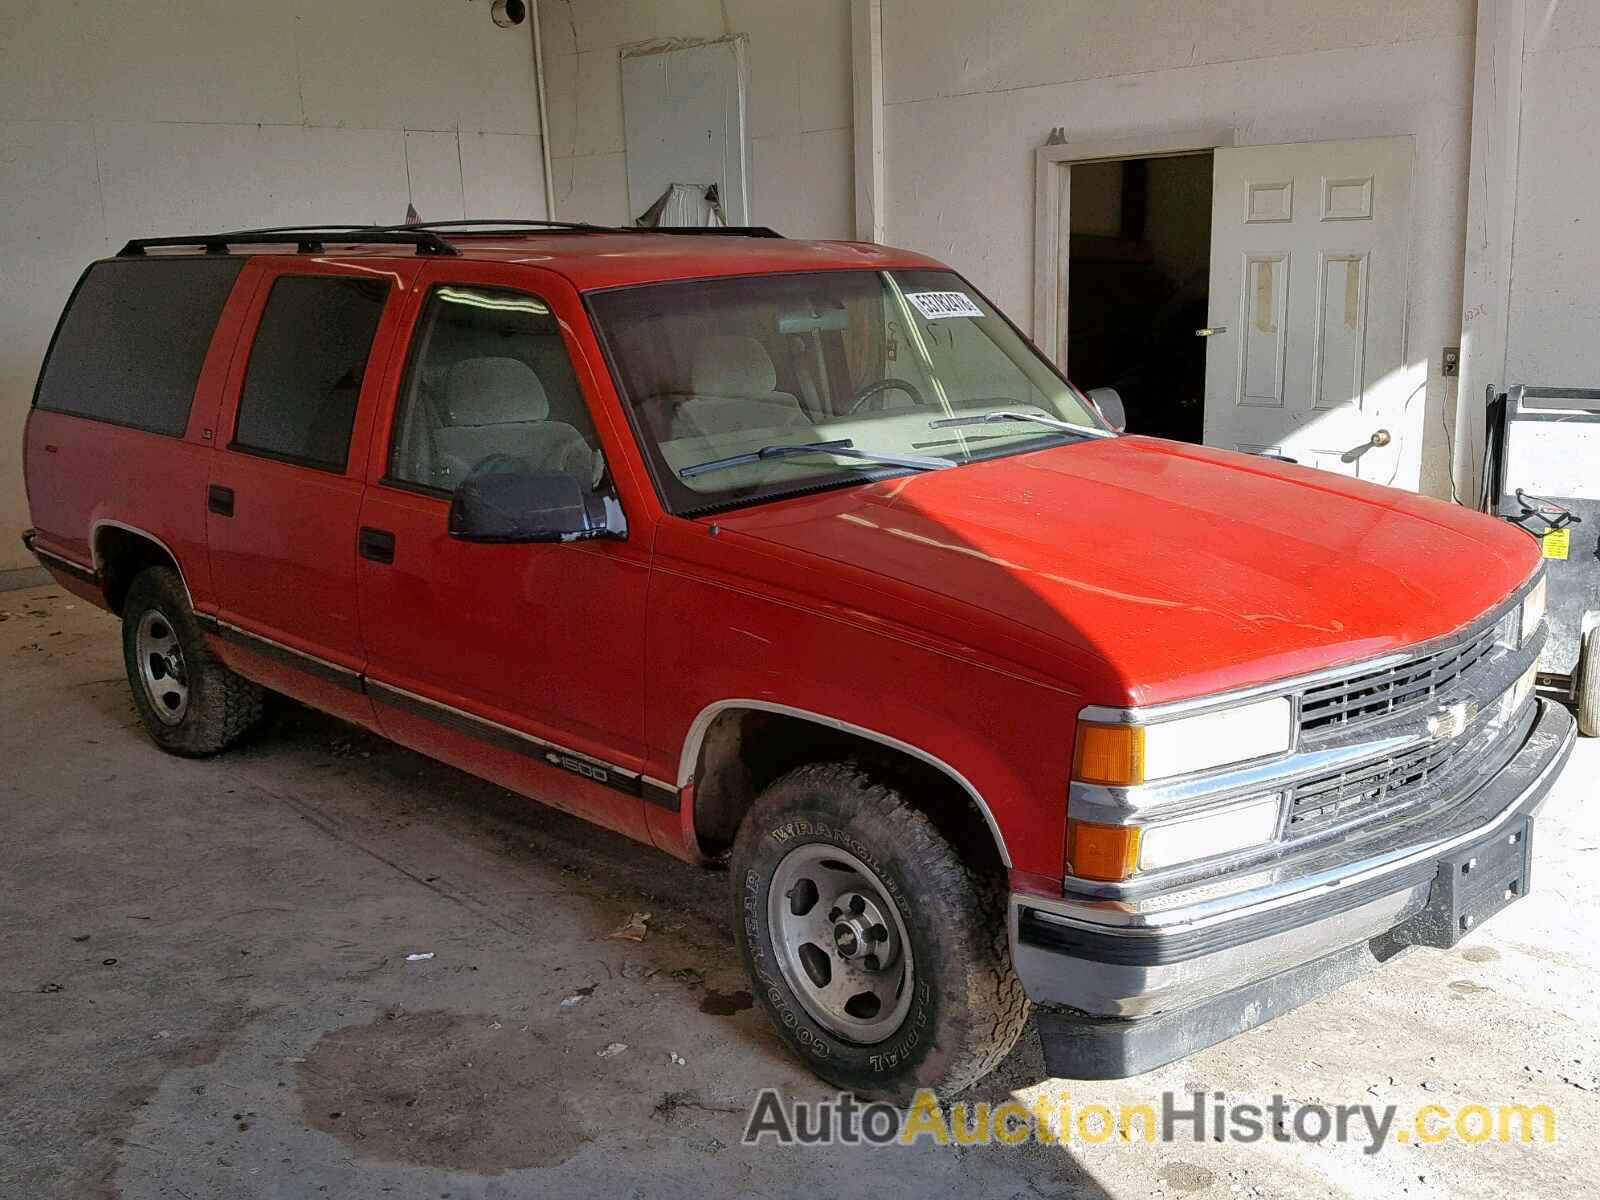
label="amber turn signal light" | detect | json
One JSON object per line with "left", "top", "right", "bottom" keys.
{"left": 1066, "top": 819, "right": 1142, "bottom": 882}
{"left": 1073, "top": 721, "right": 1146, "bottom": 785}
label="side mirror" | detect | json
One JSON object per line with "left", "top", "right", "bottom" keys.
{"left": 448, "top": 471, "right": 623, "bottom": 543}
{"left": 1086, "top": 387, "right": 1127, "bottom": 433}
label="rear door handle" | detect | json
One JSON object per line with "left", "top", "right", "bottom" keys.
{"left": 207, "top": 485, "right": 234, "bottom": 517}
{"left": 359, "top": 527, "right": 395, "bottom": 564}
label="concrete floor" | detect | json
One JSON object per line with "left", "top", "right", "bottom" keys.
{"left": 2, "top": 583, "right": 1596, "bottom": 1199}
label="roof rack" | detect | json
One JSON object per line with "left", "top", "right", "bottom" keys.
{"left": 635, "top": 225, "right": 784, "bottom": 238}
{"left": 117, "top": 226, "right": 461, "bottom": 257}
{"left": 371, "top": 218, "right": 614, "bottom": 234}
{"left": 375, "top": 218, "right": 785, "bottom": 239}
{"left": 114, "top": 217, "right": 784, "bottom": 259}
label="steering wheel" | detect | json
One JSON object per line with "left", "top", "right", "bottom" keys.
{"left": 845, "top": 377, "right": 926, "bottom": 415}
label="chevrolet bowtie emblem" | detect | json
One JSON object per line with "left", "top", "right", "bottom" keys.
{"left": 1427, "top": 700, "right": 1478, "bottom": 740}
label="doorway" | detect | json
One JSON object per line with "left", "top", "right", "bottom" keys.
{"left": 1035, "top": 134, "right": 1419, "bottom": 484}
{"left": 1064, "top": 153, "right": 1213, "bottom": 443}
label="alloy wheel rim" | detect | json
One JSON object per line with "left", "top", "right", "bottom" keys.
{"left": 136, "top": 610, "right": 189, "bottom": 724}
{"left": 768, "top": 842, "right": 915, "bottom": 1044}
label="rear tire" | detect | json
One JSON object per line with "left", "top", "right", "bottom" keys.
{"left": 731, "top": 762, "right": 1029, "bottom": 1101}
{"left": 121, "top": 567, "right": 263, "bottom": 756}
{"left": 1578, "top": 627, "right": 1600, "bottom": 737}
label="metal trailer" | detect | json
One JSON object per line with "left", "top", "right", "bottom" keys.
{"left": 1484, "top": 384, "right": 1600, "bottom": 733}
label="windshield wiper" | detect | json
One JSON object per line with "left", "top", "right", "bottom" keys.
{"left": 678, "top": 438, "right": 952, "bottom": 480}
{"left": 928, "top": 410, "right": 1114, "bottom": 439}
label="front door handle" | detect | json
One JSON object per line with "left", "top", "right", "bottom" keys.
{"left": 207, "top": 485, "right": 234, "bottom": 517}
{"left": 359, "top": 527, "right": 395, "bottom": 564}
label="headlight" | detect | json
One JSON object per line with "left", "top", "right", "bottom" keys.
{"left": 1066, "top": 794, "right": 1282, "bottom": 880}
{"left": 1073, "top": 696, "right": 1294, "bottom": 785}
{"left": 1521, "top": 574, "right": 1547, "bottom": 645}
{"left": 1138, "top": 795, "right": 1282, "bottom": 871}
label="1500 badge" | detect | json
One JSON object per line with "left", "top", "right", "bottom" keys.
{"left": 544, "top": 749, "right": 610, "bottom": 785}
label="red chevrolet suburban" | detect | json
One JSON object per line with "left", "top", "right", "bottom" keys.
{"left": 22, "top": 221, "right": 1573, "bottom": 1099}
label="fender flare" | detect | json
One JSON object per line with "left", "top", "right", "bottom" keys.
{"left": 91, "top": 519, "right": 196, "bottom": 610}
{"left": 676, "top": 698, "right": 1013, "bottom": 868}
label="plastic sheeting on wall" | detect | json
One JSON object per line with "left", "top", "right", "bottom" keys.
{"left": 635, "top": 182, "right": 725, "bottom": 228}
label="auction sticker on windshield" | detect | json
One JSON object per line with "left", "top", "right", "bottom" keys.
{"left": 905, "top": 291, "right": 984, "bottom": 320}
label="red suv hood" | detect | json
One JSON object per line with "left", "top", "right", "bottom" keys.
{"left": 709, "top": 437, "right": 1540, "bottom": 706}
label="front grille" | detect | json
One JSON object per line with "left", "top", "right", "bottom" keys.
{"left": 1298, "top": 617, "right": 1504, "bottom": 734}
{"left": 1287, "top": 739, "right": 1458, "bottom": 834}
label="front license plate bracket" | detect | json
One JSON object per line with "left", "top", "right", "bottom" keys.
{"left": 1390, "top": 817, "right": 1534, "bottom": 949}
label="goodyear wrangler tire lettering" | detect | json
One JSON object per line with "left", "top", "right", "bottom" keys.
{"left": 745, "top": 862, "right": 834, "bottom": 1058}
{"left": 729, "top": 762, "right": 1030, "bottom": 1102}
{"left": 867, "top": 981, "right": 934, "bottom": 1071}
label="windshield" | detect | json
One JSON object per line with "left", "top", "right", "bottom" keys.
{"left": 587, "top": 269, "right": 1106, "bottom": 513}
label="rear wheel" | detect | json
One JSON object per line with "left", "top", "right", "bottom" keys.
{"left": 731, "top": 762, "right": 1029, "bottom": 1100}
{"left": 121, "top": 567, "right": 263, "bottom": 756}
{"left": 1578, "top": 626, "right": 1600, "bottom": 737}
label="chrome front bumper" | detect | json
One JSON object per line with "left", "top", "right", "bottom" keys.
{"left": 1011, "top": 698, "right": 1576, "bottom": 1076}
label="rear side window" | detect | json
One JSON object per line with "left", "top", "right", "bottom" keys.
{"left": 231, "top": 275, "right": 389, "bottom": 471}
{"left": 33, "top": 258, "right": 244, "bottom": 436}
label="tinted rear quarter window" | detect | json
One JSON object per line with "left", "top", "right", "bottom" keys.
{"left": 232, "top": 275, "right": 389, "bottom": 472}
{"left": 33, "top": 257, "right": 245, "bottom": 436}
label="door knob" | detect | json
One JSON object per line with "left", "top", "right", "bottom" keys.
{"left": 1195, "top": 325, "right": 1229, "bottom": 337}
{"left": 1369, "top": 429, "right": 1392, "bottom": 448}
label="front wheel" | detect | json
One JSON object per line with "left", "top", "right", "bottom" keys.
{"left": 731, "top": 763, "right": 1029, "bottom": 1100}
{"left": 121, "top": 566, "right": 264, "bottom": 756}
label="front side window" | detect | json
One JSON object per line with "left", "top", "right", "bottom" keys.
{"left": 232, "top": 275, "right": 389, "bottom": 471}
{"left": 387, "top": 284, "right": 605, "bottom": 496}
{"left": 587, "top": 268, "right": 1104, "bottom": 514}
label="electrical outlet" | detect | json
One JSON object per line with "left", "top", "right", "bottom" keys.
{"left": 1441, "top": 347, "right": 1460, "bottom": 378}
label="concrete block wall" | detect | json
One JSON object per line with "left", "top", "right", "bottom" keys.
{"left": 1504, "top": 3, "right": 1600, "bottom": 391}
{"left": 538, "top": 0, "right": 1600, "bottom": 499}
{"left": 0, "top": 1, "right": 551, "bottom": 572}
{"left": 3, "top": 0, "right": 1598, "bottom": 572}
{"left": 537, "top": 0, "right": 854, "bottom": 236}
{"left": 878, "top": 0, "right": 1479, "bottom": 497}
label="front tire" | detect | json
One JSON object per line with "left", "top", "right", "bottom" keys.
{"left": 121, "top": 567, "right": 263, "bottom": 756}
{"left": 731, "top": 762, "right": 1029, "bottom": 1100}
{"left": 1578, "top": 626, "right": 1600, "bottom": 737}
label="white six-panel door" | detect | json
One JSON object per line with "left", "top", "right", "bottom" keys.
{"left": 1201, "top": 137, "right": 1415, "bottom": 481}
